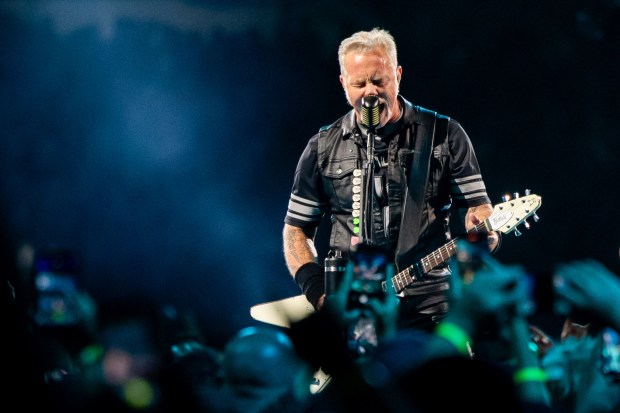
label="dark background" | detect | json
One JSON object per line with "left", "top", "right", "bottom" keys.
{"left": 1, "top": 0, "right": 618, "bottom": 347}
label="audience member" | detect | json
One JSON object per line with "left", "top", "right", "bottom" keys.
{"left": 0, "top": 240, "right": 43, "bottom": 409}
{"left": 197, "top": 325, "right": 315, "bottom": 413}
{"left": 291, "top": 239, "right": 554, "bottom": 412}
{"left": 6, "top": 240, "right": 618, "bottom": 413}
{"left": 539, "top": 259, "right": 620, "bottom": 413}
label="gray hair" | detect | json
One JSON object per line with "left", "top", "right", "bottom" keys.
{"left": 338, "top": 27, "right": 398, "bottom": 76}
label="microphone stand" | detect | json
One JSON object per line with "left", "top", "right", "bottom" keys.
{"left": 359, "top": 127, "right": 377, "bottom": 246}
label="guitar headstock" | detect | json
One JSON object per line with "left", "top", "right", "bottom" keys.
{"left": 487, "top": 190, "right": 542, "bottom": 235}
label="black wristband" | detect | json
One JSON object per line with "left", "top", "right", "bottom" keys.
{"left": 294, "top": 262, "right": 325, "bottom": 310}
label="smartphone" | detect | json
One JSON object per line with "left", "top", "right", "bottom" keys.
{"left": 601, "top": 327, "right": 620, "bottom": 380}
{"left": 347, "top": 244, "right": 389, "bottom": 311}
{"left": 32, "top": 248, "right": 83, "bottom": 327}
{"left": 455, "top": 231, "right": 488, "bottom": 283}
{"left": 346, "top": 244, "right": 391, "bottom": 360}
{"left": 525, "top": 270, "right": 573, "bottom": 317}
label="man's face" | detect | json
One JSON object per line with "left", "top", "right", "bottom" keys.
{"left": 340, "top": 47, "right": 402, "bottom": 128}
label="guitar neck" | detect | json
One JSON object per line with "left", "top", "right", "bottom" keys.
{"left": 390, "top": 222, "right": 487, "bottom": 294}
{"left": 387, "top": 192, "right": 541, "bottom": 294}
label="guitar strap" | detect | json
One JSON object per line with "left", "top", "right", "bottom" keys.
{"left": 395, "top": 106, "right": 448, "bottom": 271}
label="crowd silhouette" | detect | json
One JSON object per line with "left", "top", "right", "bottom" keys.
{"left": 2, "top": 240, "right": 619, "bottom": 412}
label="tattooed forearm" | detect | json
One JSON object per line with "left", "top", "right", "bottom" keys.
{"left": 282, "top": 224, "right": 318, "bottom": 276}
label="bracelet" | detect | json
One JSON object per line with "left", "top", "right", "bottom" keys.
{"left": 435, "top": 321, "right": 473, "bottom": 356}
{"left": 513, "top": 367, "right": 548, "bottom": 384}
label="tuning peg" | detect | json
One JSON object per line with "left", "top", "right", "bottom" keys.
{"left": 524, "top": 189, "right": 531, "bottom": 195}
{"left": 532, "top": 213, "right": 540, "bottom": 222}
{"left": 513, "top": 192, "right": 520, "bottom": 199}
{"left": 502, "top": 194, "right": 511, "bottom": 202}
{"left": 514, "top": 227, "right": 522, "bottom": 237}
{"left": 523, "top": 220, "right": 531, "bottom": 230}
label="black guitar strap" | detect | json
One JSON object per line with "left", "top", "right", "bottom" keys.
{"left": 395, "top": 106, "right": 448, "bottom": 271}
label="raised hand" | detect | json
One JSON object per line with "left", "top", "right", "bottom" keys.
{"left": 448, "top": 242, "right": 532, "bottom": 337}
{"left": 553, "top": 259, "right": 620, "bottom": 331}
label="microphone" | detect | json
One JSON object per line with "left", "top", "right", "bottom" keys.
{"left": 361, "top": 95, "right": 380, "bottom": 131}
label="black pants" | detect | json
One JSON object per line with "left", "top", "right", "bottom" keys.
{"left": 397, "top": 276, "right": 450, "bottom": 333}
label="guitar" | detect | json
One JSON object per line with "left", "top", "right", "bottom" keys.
{"left": 388, "top": 192, "right": 542, "bottom": 293}
{"left": 250, "top": 192, "right": 541, "bottom": 393}
{"left": 250, "top": 193, "right": 542, "bottom": 322}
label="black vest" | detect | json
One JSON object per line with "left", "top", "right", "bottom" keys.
{"left": 316, "top": 96, "right": 451, "bottom": 272}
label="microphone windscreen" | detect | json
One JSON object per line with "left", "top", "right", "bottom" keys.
{"left": 361, "top": 95, "right": 380, "bottom": 130}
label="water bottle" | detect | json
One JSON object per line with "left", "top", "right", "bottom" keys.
{"left": 324, "top": 249, "right": 347, "bottom": 297}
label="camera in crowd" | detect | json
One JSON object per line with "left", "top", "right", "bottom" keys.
{"left": 31, "top": 248, "right": 84, "bottom": 328}
{"left": 454, "top": 230, "right": 489, "bottom": 284}
{"left": 346, "top": 244, "right": 392, "bottom": 360}
{"left": 347, "top": 244, "right": 390, "bottom": 311}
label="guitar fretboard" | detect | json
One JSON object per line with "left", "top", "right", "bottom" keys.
{"left": 389, "top": 222, "right": 487, "bottom": 293}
